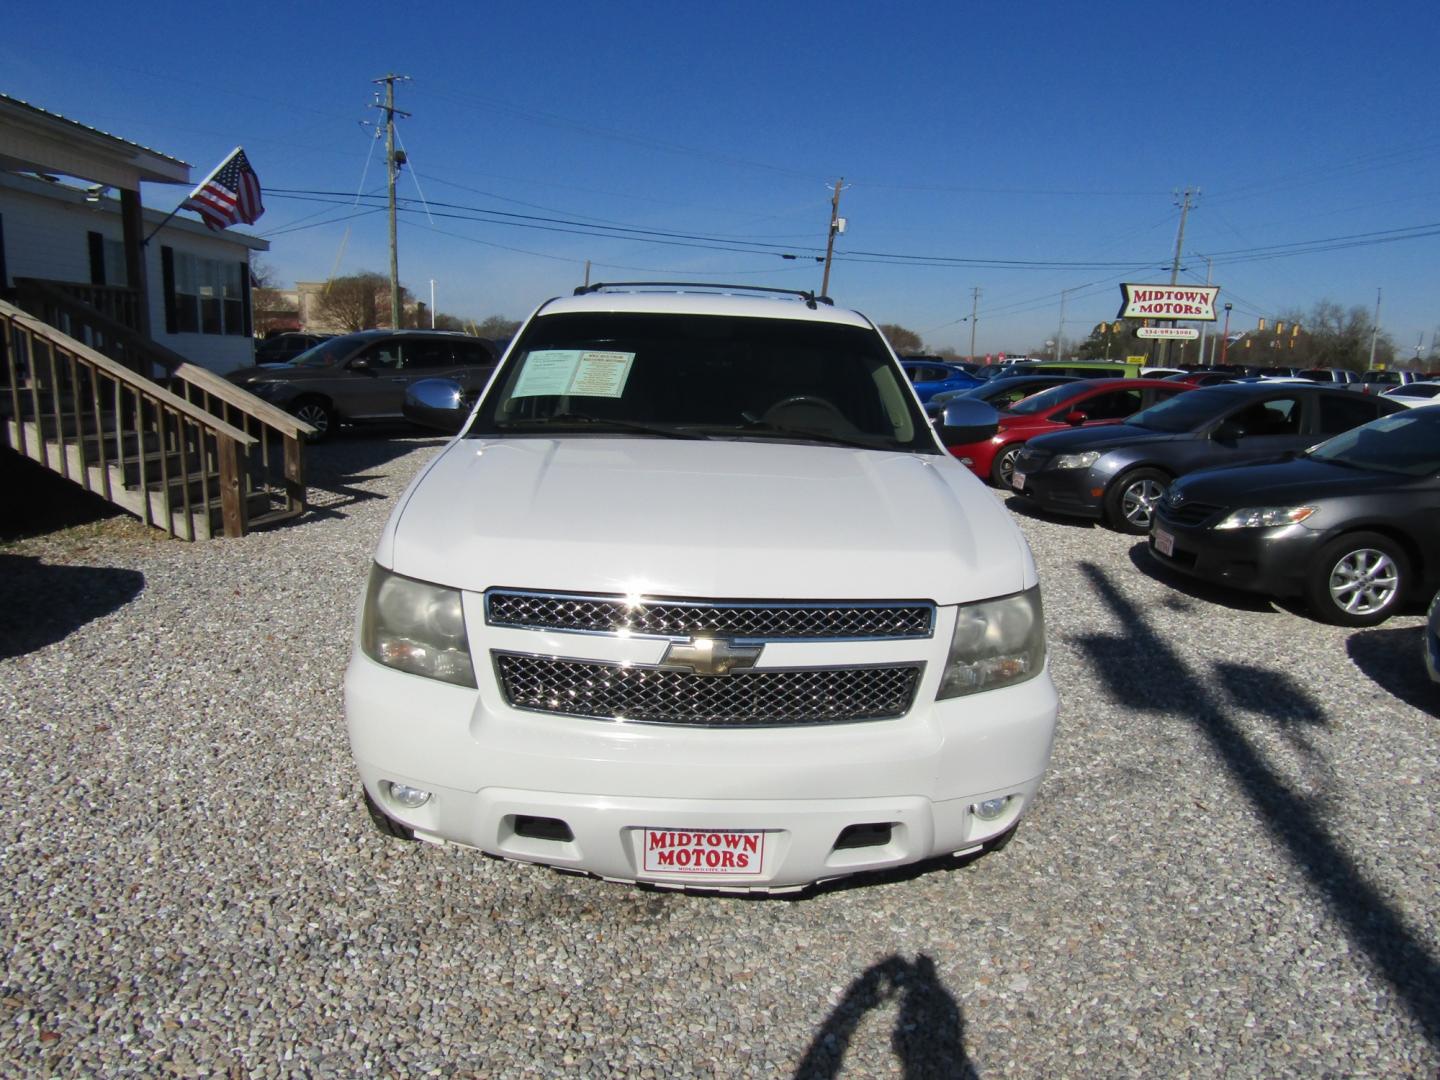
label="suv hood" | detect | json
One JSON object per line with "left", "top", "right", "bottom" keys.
{"left": 381, "top": 438, "right": 1033, "bottom": 604}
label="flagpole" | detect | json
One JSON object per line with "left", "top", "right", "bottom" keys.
{"left": 144, "top": 147, "right": 241, "bottom": 246}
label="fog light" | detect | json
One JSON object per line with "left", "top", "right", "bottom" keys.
{"left": 384, "top": 781, "right": 432, "bottom": 809}
{"left": 974, "top": 796, "right": 1011, "bottom": 821}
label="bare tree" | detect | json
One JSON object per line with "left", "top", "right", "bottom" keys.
{"left": 312, "top": 272, "right": 414, "bottom": 332}
{"left": 877, "top": 324, "right": 924, "bottom": 354}
{"left": 249, "top": 260, "right": 296, "bottom": 336}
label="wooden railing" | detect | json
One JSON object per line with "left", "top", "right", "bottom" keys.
{"left": 3, "top": 286, "right": 315, "bottom": 538}
{"left": 46, "top": 282, "right": 144, "bottom": 333}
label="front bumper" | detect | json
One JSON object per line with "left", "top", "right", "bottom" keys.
{"left": 345, "top": 649, "right": 1058, "bottom": 891}
{"left": 1011, "top": 461, "right": 1105, "bottom": 520}
{"left": 1148, "top": 512, "right": 1319, "bottom": 597}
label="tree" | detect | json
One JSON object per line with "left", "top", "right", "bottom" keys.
{"left": 249, "top": 260, "right": 296, "bottom": 336}
{"left": 877, "top": 324, "right": 924, "bottom": 354}
{"left": 311, "top": 272, "right": 414, "bottom": 332}
{"left": 1270, "top": 301, "right": 1395, "bottom": 371}
{"left": 476, "top": 315, "right": 522, "bottom": 343}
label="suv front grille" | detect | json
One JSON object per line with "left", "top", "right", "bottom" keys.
{"left": 495, "top": 654, "right": 922, "bottom": 727}
{"left": 486, "top": 590, "right": 933, "bottom": 641}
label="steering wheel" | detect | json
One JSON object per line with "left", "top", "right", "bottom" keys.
{"left": 760, "top": 395, "right": 849, "bottom": 427}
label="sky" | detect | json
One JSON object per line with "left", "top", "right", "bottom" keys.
{"left": 4, "top": 0, "right": 1438, "bottom": 359}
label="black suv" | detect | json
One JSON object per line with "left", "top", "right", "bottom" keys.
{"left": 228, "top": 330, "right": 499, "bottom": 439}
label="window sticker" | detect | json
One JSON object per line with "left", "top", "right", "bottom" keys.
{"left": 512, "top": 349, "right": 636, "bottom": 399}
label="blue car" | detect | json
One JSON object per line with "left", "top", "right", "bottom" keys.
{"left": 900, "top": 359, "right": 982, "bottom": 402}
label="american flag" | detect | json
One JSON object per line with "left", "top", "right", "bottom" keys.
{"left": 181, "top": 148, "right": 264, "bottom": 231}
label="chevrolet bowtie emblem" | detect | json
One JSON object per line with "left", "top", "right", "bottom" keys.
{"left": 661, "top": 637, "right": 762, "bottom": 677}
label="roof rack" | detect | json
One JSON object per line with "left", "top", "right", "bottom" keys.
{"left": 572, "top": 282, "right": 833, "bottom": 310}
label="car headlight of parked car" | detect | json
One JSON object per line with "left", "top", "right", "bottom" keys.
{"left": 938, "top": 586, "right": 1045, "bottom": 699}
{"left": 1053, "top": 450, "right": 1102, "bottom": 469}
{"left": 360, "top": 565, "right": 476, "bottom": 687}
{"left": 1214, "top": 506, "right": 1317, "bottom": 530}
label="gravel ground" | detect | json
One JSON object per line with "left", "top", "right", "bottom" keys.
{"left": 2, "top": 434, "right": 1437, "bottom": 1078}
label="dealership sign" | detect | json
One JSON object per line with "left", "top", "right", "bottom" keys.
{"left": 1136, "top": 326, "right": 1199, "bottom": 340}
{"left": 1119, "top": 284, "right": 1220, "bottom": 321}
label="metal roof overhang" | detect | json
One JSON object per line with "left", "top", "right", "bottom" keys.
{"left": 0, "top": 95, "right": 191, "bottom": 190}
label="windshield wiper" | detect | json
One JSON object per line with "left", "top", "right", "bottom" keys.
{"left": 496, "top": 412, "right": 709, "bottom": 440}
{"left": 732, "top": 419, "right": 903, "bottom": 451}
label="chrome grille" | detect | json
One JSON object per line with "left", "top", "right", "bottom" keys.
{"left": 486, "top": 590, "right": 933, "bottom": 640}
{"left": 1157, "top": 500, "right": 1227, "bottom": 528}
{"left": 495, "top": 654, "right": 922, "bottom": 727}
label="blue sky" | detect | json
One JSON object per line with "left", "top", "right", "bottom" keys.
{"left": 4, "top": 0, "right": 1438, "bottom": 358}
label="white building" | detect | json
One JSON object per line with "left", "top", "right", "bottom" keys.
{"left": 0, "top": 94, "right": 266, "bottom": 373}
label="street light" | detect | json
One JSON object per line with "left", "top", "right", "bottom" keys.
{"left": 1219, "top": 302, "right": 1233, "bottom": 366}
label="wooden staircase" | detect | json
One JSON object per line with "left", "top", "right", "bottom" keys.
{"left": 1, "top": 284, "right": 315, "bottom": 540}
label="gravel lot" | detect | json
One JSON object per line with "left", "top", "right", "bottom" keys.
{"left": 2, "top": 435, "right": 1437, "bottom": 1077}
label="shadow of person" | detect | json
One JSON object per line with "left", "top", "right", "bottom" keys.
{"left": 0, "top": 553, "right": 145, "bottom": 659}
{"left": 794, "top": 953, "right": 977, "bottom": 1080}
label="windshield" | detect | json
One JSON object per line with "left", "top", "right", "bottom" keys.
{"left": 1307, "top": 409, "right": 1440, "bottom": 476}
{"left": 1005, "top": 382, "right": 1091, "bottom": 416}
{"left": 1126, "top": 387, "right": 1238, "bottom": 432}
{"left": 290, "top": 337, "right": 359, "bottom": 368}
{"left": 469, "top": 312, "right": 934, "bottom": 451}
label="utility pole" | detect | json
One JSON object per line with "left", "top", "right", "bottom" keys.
{"left": 373, "top": 74, "right": 411, "bottom": 330}
{"left": 1368, "top": 287, "right": 1382, "bottom": 370}
{"left": 820, "top": 178, "right": 844, "bottom": 298}
{"left": 1054, "top": 289, "right": 1070, "bottom": 362}
{"left": 968, "top": 287, "right": 981, "bottom": 360}
{"left": 429, "top": 279, "right": 436, "bottom": 328}
{"left": 1161, "top": 187, "right": 1198, "bottom": 366}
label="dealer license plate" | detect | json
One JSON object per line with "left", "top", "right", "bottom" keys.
{"left": 1154, "top": 527, "right": 1175, "bottom": 557}
{"left": 641, "top": 828, "right": 766, "bottom": 876}
{"left": 1011, "top": 471, "right": 1026, "bottom": 491}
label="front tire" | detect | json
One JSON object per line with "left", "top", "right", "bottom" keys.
{"left": 1304, "top": 531, "right": 1409, "bottom": 627}
{"left": 989, "top": 443, "right": 1025, "bottom": 488}
{"left": 291, "top": 397, "right": 337, "bottom": 442}
{"left": 1104, "top": 468, "right": 1169, "bottom": 534}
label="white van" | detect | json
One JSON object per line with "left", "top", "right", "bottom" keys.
{"left": 344, "top": 284, "right": 1058, "bottom": 891}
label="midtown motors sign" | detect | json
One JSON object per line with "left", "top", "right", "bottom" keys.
{"left": 1119, "top": 284, "right": 1221, "bottom": 321}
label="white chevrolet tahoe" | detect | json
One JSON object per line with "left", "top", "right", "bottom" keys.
{"left": 345, "top": 284, "right": 1058, "bottom": 892}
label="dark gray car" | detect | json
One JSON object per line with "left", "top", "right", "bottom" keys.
{"left": 228, "top": 330, "right": 499, "bottom": 440}
{"left": 1009, "top": 383, "right": 1404, "bottom": 533}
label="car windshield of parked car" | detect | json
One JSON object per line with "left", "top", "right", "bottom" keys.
{"left": 1004, "top": 382, "right": 1089, "bottom": 416}
{"left": 469, "top": 312, "right": 932, "bottom": 451}
{"left": 1125, "top": 387, "right": 1238, "bottom": 432}
{"left": 1306, "top": 409, "right": 1440, "bottom": 477}
{"left": 290, "top": 338, "right": 357, "bottom": 368}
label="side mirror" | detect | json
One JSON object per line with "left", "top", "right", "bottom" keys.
{"left": 1212, "top": 420, "right": 1244, "bottom": 442}
{"left": 404, "top": 378, "right": 470, "bottom": 433}
{"left": 1064, "top": 409, "right": 1088, "bottom": 426}
{"left": 933, "top": 399, "right": 1000, "bottom": 446}
{"left": 349, "top": 357, "right": 371, "bottom": 372}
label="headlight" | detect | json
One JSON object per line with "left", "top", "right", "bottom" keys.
{"left": 360, "top": 565, "right": 476, "bottom": 687}
{"left": 1053, "top": 450, "right": 1101, "bottom": 470}
{"left": 1215, "top": 505, "right": 1317, "bottom": 530}
{"left": 937, "top": 586, "right": 1046, "bottom": 699}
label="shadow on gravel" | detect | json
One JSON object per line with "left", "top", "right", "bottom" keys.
{"left": 0, "top": 553, "right": 145, "bottom": 659}
{"left": 1346, "top": 626, "right": 1440, "bottom": 720}
{"left": 1125, "top": 542, "right": 1278, "bottom": 614}
{"left": 793, "top": 954, "right": 977, "bottom": 1080}
{"left": 290, "top": 433, "right": 448, "bottom": 524}
{"left": 1076, "top": 561, "right": 1440, "bottom": 1050}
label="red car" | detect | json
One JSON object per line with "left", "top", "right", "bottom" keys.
{"left": 947, "top": 378, "right": 1194, "bottom": 487}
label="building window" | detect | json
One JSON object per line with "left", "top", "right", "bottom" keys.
{"left": 173, "top": 253, "right": 245, "bottom": 336}
{"left": 103, "top": 240, "right": 129, "bottom": 288}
